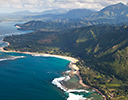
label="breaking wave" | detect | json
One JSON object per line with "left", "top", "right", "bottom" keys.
{"left": 52, "top": 75, "right": 91, "bottom": 100}
{"left": 67, "top": 93, "right": 87, "bottom": 100}
{"left": 0, "top": 56, "right": 25, "bottom": 61}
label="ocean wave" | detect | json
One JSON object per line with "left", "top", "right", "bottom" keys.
{"left": 52, "top": 76, "right": 68, "bottom": 91}
{"left": 32, "top": 54, "right": 43, "bottom": 57}
{"left": 32, "top": 54, "right": 74, "bottom": 62}
{"left": 51, "top": 75, "right": 71, "bottom": 91}
{"left": 0, "top": 56, "right": 25, "bottom": 62}
{"left": 32, "top": 54, "right": 54, "bottom": 57}
{"left": 52, "top": 75, "right": 91, "bottom": 100}
{"left": 32, "top": 54, "right": 59, "bottom": 58}
{"left": 64, "top": 76, "right": 70, "bottom": 81}
{"left": 67, "top": 89, "right": 89, "bottom": 93}
{"left": 67, "top": 93, "right": 87, "bottom": 100}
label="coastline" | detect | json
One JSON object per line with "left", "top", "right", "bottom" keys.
{"left": 15, "top": 25, "right": 21, "bottom": 29}
{"left": 0, "top": 47, "right": 78, "bottom": 63}
{"left": 0, "top": 40, "right": 106, "bottom": 100}
{"left": 0, "top": 40, "right": 78, "bottom": 63}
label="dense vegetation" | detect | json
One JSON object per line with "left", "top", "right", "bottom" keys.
{"left": 3, "top": 24, "right": 128, "bottom": 99}
{"left": 1, "top": 2, "right": 128, "bottom": 100}
{"left": 15, "top": 17, "right": 128, "bottom": 31}
{"left": 15, "top": 20, "right": 81, "bottom": 31}
{"left": 1, "top": 2, "right": 128, "bottom": 25}
{"left": 15, "top": 3, "right": 128, "bottom": 28}
{"left": 13, "top": 3, "right": 128, "bottom": 32}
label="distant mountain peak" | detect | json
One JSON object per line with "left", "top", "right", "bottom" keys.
{"left": 101, "top": 2, "right": 127, "bottom": 11}
{"left": 64, "top": 9, "right": 95, "bottom": 18}
{"left": 116, "top": 2, "right": 124, "bottom": 5}
{"left": 112, "top": 2, "right": 126, "bottom": 8}
{"left": 90, "top": 2, "right": 128, "bottom": 19}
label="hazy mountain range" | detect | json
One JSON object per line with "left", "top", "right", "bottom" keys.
{"left": 4, "top": 23, "right": 128, "bottom": 100}
{"left": 90, "top": 3, "right": 128, "bottom": 19}
{"left": 20, "top": 3, "right": 128, "bottom": 20}
{"left": 1, "top": 2, "right": 128, "bottom": 26}
{"left": 27, "top": 3, "right": 128, "bottom": 21}
{"left": 3, "top": 2, "right": 128, "bottom": 99}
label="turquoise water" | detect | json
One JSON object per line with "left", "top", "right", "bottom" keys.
{"left": 0, "top": 22, "right": 103, "bottom": 100}
{"left": 0, "top": 52, "right": 69, "bottom": 100}
{"left": 0, "top": 22, "right": 70, "bottom": 100}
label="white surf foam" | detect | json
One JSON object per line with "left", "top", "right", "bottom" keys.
{"left": 52, "top": 76, "right": 90, "bottom": 100}
{"left": 65, "top": 70, "right": 71, "bottom": 73}
{"left": 32, "top": 54, "right": 75, "bottom": 62}
{"left": 64, "top": 76, "right": 70, "bottom": 81}
{"left": 32, "top": 54, "right": 55, "bottom": 57}
{"left": 67, "top": 93, "right": 87, "bottom": 100}
{"left": 0, "top": 56, "right": 25, "bottom": 61}
{"left": 67, "top": 89, "right": 89, "bottom": 93}
{"left": 32, "top": 54, "right": 43, "bottom": 57}
{"left": 52, "top": 76, "right": 67, "bottom": 91}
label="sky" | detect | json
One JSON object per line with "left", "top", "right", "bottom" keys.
{"left": 0, "top": 0, "right": 127, "bottom": 13}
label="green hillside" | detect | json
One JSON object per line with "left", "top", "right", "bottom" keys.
{"left": 3, "top": 25, "right": 128, "bottom": 99}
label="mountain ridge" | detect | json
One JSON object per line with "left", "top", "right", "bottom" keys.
{"left": 1, "top": 2, "right": 128, "bottom": 23}
{"left": 3, "top": 24, "right": 128, "bottom": 99}
{"left": 90, "top": 3, "right": 128, "bottom": 19}
{"left": 26, "top": 3, "right": 128, "bottom": 21}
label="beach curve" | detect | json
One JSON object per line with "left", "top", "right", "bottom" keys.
{"left": 0, "top": 40, "right": 106, "bottom": 100}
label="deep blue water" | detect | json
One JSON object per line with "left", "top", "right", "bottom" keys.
{"left": 0, "top": 22, "right": 70, "bottom": 100}
{"left": 0, "top": 22, "right": 103, "bottom": 100}
{"left": 0, "top": 52, "right": 69, "bottom": 100}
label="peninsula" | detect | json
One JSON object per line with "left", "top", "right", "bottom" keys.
{"left": 1, "top": 41, "right": 105, "bottom": 100}
{"left": 2, "top": 22, "right": 128, "bottom": 100}
{"left": 0, "top": 2, "right": 128, "bottom": 100}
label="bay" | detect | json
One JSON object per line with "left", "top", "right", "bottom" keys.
{"left": 0, "top": 22, "right": 69, "bottom": 100}
{"left": 0, "top": 22, "right": 32, "bottom": 47}
{"left": 0, "top": 53, "right": 69, "bottom": 100}
{"left": 0, "top": 22, "right": 103, "bottom": 100}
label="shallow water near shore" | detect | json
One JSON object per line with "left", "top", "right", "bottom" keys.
{"left": 0, "top": 52, "right": 70, "bottom": 100}
{"left": 0, "top": 22, "right": 103, "bottom": 100}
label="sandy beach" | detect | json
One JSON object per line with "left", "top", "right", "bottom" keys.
{"left": 0, "top": 40, "right": 78, "bottom": 63}
{"left": 0, "top": 43, "right": 87, "bottom": 88}
{"left": 15, "top": 26, "right": 21, "bottom": 29}
{"left": 0, "top": 47, "right": 78, "bottom": 63}
{"left": 1, "top": 40, "right": 106, "bottom": 100}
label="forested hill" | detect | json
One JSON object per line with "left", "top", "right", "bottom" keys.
{"left": 15, "top": 20, "right": 79, "bottom": 31}
{"left": 90, "top": 3, "right": 128, "bottom": 19}
{"left": 1, "top": 3, "right": 128, "bottom": 23}
{"left": 15, "top": 18, "right": 128, "bottom": 31}
{"left": 20, "top": 3, "right": 128, "bottom": 25}
{"left": 3, "top": 25, "right": 128, "bottom": 99}
{"left": 13, "top": 3, "right": 128, "bottom": 31}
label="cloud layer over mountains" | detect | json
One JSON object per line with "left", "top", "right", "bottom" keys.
{"left": 0, "top": 0, "right": 127, "bottom": 13}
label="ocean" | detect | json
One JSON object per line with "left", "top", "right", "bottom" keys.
{"left": 0, "top": 22, "right": 103, "bottom": 100}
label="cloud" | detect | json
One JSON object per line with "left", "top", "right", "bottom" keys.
{"left": 0, "top": 0, "right": 127, "bottom": 13}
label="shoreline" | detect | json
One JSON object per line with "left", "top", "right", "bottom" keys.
{"left": 0, "top": 40, "right": 78, "bottom": 63}
{"left": 15, "top": 25, "right": 21, "bottom": 29}
{"left": 0, "top": 40, "right": 106, "bottom": 100}
{"left": 0, "top": 47, "right": 78, "bottom": 63}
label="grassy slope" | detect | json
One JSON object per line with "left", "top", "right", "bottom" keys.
{"left": 3, "top": 25, "right": 128, "bottom": 99}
